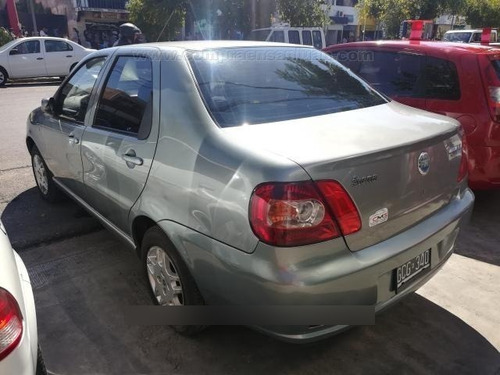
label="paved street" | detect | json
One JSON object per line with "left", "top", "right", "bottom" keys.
{"left": 0, "top": 84, "right": 499, "bottom": 374}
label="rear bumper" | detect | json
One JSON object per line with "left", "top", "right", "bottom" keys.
{"left": 158, "top": 188, "right": 474, "bottom": 342}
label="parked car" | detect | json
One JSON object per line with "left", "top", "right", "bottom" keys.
{"left": 324, "top": 40, "right": 500, "bottom": 190}
{"left": 443, "top": 29, "right": 498, "bottom": 44}
{"left": 0, "top": 37, "right": 94, "bottom": 86}
{"left": 26, "top": 41, "right": 473, "bottom": 342}
{"left": 247, "top": 25, "right": 326, "bottom": 49}
{"left": 0, "top": 221, "right": 46, "bottom": 374}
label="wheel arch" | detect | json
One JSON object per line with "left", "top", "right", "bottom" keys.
{"left": 131, "top": 215, "right": 158, "bottom": 257}
{"left": 26, "top": 136, "right": 36, "bottom": 154}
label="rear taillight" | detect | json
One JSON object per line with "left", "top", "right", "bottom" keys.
{"left": 480, "top": 56, "right": 500, "bottom": 122}
{"left": 458, "top": 134, "right": 468, "bottom": 182}
{"left": 0, "top": 288, "right": 23, "bottom": 361}
{"left": 249, "top": 181, "right": 361, "bottom": 247}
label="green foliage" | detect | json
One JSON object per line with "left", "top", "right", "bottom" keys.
{"left": 464, "top": 0, "right": 500, "bottom": 28}
{"left": 128, "top": 0, "right": 186, "bottom": 42}
{"left": 276, "top": 0, "right": 330, "bottom": 27}
{"left": 360, "top": 0, "right": 467, "bottom": 38}
{"left": 0, "top": 28, "right": 13, "bottom": 47}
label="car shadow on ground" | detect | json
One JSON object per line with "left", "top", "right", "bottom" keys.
{"left": 454, "top": 190, "right": 500, "bottom": 267}
{"left": 23, "top": 230, "right": 500, "bottom": 375}
{"left": 0, "top": 187, "right": 101, "bottom": 250}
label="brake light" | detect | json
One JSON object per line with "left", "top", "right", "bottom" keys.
{"left": 0, "top": 288, "right": 23, "bottom": 361}
{"left": 249, "top": 181, "right": 361, "bottom": 247}
{"left": 480, "top": 56, "right": 500, "bottom": 122}
{"left": 458, "top": 134, "right": 468, "bottom": 182}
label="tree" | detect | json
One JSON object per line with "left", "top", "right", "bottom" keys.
{"left": 360, "top": 0, "right": 467, "bottom": 38}
{"left": 128, "top": 0, "right": 186, "bottom": 42}
{"left": 0, "top": 28, "right": 13, "bottom": 47}
{"left": 464, "top": 0, "right": 500, "bottom": 28}
{"left": 276, "top": 0, "right": 330, "bottom": 27}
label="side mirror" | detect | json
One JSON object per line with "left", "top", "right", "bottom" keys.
{"left": 41, "top": 97, "right": 55, "bottom": 114}
{"left": 9, "top": 48, "right": 18, "bottom": 56}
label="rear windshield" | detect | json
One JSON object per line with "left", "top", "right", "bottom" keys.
{"left": 443, "top": 32, "right": 472, "bottom": 43}
{"left": 188, "top": 47, "right": 387, "bottom": 127}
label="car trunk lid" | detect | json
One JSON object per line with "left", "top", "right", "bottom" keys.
{"left": 223, "top": 102, "right": 463, "bottom": 251}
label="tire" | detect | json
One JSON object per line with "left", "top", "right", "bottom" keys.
{"left": 141, "top": 226, "right": 206, "bottom": 336}
{"left": 36, "top": 345, "right": 47, "bottom": 375}
{"left": 31, "top": 146, "right": 61, "bottom": 203}
{"left": 0, "top": 67, "right": 7, "bottom": 87}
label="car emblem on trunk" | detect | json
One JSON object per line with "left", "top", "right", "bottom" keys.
{"left": 418, "top": 152, "right": 430, "bottom": 175}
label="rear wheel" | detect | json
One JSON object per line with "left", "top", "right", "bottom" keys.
{"left": 31, "top": 146, "right": 60, "bottom": 203}
{"left": 141, "top": 226, "right": 205, "bottom": 336}
{"left": 0, "top": 67, "right": 8, "bottom": 86}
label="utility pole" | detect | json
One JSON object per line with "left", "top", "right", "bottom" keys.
{"left": 29, "top": 0, "right": 38, "bottom": 35}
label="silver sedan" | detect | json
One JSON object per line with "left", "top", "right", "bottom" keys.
{"left": 26, "top": 41, "right": 473, "bottom": 341}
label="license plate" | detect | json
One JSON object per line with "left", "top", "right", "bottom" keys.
{"left": 395, "top": 249, "right": 431, "bottom": 292}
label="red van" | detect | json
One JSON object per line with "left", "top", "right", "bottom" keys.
{"left": 324, "top": 41, "right": 500, "bottom": 190}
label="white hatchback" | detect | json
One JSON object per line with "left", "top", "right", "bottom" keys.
{"left": 0, "top": 37, "right": 94, "bottom": 86}
{"left": 0, "top": 221, "right": 45, "bottom": 374}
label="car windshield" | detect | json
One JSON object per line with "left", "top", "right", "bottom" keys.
{"left": 443, "top": 32, "right": 472, "bottom": 43}
{"left": 189, "top": 47, "right": 387, "bottom": 127}
{"left": 0, "top": 39, "right": 19, "bottom": 52}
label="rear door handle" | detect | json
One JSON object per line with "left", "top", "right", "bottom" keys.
{"left": 68, "top": 134, "right": 79, "bottom": 145}
{"left": 122, "top": 150, "right": 143, "bottom": 167}
{"left": 66, "top": 55, "right": 73, "bottom": 58}
{"left": 36, "top": 57, "right": 44, "bottom": 60}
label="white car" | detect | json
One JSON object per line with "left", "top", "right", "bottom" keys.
{"left": 0, "top": 37, "right": 94, "bottom": 86}
{"left": 0, "top": 221, "right": 45, "bottom": 374}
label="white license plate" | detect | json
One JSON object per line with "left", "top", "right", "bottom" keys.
{"left": 395, "top": 250, "right": 431, "bottom": 292}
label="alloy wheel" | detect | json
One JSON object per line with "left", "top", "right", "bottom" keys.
{"left": 33, "top": 155, "right": 49, "bottom": 195}
{"left": 146, "top": 246, "right": 184, "bottom": 306}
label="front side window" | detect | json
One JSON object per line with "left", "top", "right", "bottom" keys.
{"left": 58, "top": 56, "right": 107, "bottom": 122}
{"left": 45, "top": 40, "right": 73, "bottom": 53}
{"left": 94, "top": 56, "right": 153, "bottom": 137}
{"left": 14, "top": 41, "right": 40, "bottom": 54}
{"left": 189, "top": 47, "right": 386, "bottom": 128}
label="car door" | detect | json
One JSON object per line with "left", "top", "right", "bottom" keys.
{"left": 7, "top": 40, "right": 46, "bottom": 78}
{"left": 43, "top": 39, "right": 77, "bottom": 76}
{"left": 39, "top": 56, "right": 108, "bottom": 198}
{"left": 81, "top": 54, "right": 159, "bottom": 233}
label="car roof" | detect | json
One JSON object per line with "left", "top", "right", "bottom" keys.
{"left": 12, "top": 36, "right": 76, "bottom": 43}
{"left": 444, "top": 29, "right": 484, "bottom": 33}
{"left": 324, "top": 40, "right": 500, "bottom": 55}
{"left": 132, "top": 40, "right": 315, "bottom": 51}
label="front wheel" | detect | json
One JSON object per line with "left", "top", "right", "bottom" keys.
{"left": 31, "top": 146, "right": 60, "bottom": 203}
{"left": 0, "top": 67, "right": 8, "bottom": 86}
{"left": 141, "top": 226, "right": 206, "bottom": 336}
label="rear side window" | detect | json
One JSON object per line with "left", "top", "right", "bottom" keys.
{"left": 94, "top": 56, "right": 153, "bottom": 138}
{"left": 270, "top": 31, "right": 285, "bottom": 43}
{"left": 302, "top": 31, "right": 312, "bottom": 45}
{"left": 288, "top": 30, "right": 300, "bottom": 44}
{"left": 335, "top": 50, "right": 423, "bottom": 98}
{"left": 45, "top": 40, "right": 73, "bottom": 52}
{"left": 313, "top": 31, "right": 323, "bottom": 49}
{"left": 491, "top": 59, "right": 500, "bottom": 81}
{"left": 189, "top": 47, "right": 386, "bottom": 127}
{"left": 423, "top": 57, "right": 460, "bottom": 100}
